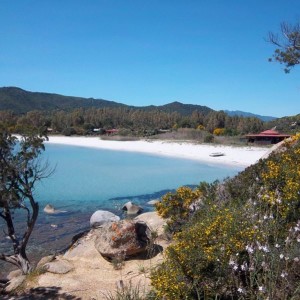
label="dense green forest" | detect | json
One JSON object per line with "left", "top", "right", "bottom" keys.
{"left": 0, "top": 107, "right": 266, "bottom": 138}
{"left": 0, "top": 87, "right": 299, "bottom": 139}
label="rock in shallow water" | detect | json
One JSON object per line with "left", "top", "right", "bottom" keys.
{"left": 43, "top": 204, "right": 67, "bottom": 214}
{"left": 43, "top": 204, "right": 56, "bottom": 214}
{"left": 90, "top": 210, "right": 120, "bottom": 228}
{"left": 122, "top": 201, "right": 143, "bottom": 215}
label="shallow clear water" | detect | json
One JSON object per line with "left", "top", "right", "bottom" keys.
{"left": 35, "top": 143, "right": 241, "bottom": 212}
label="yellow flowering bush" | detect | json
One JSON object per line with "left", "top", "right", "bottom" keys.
{"left": 260, "top": 133, "right": 300, "bottom": 219}
{"left": 151, "top": 203, "right": 261, "bottom": 299}
{"left": 155, "top": 186, "right": 201, "bottom": 233}
{"left": 213, "top": 127, "right": 225, "bottom": 136}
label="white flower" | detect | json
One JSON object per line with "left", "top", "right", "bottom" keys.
{"left": 241, "top": 263, "right": 248, "bottom": 271}
{"left": 280, "top": 271, "right": 288, "bottom": 278}
{"left": 294, "top": 226, "right": 300, "bottom": 232}
{"left": 229, "top": 260, "right": 235, "bottom": 266}
{"left": 269, "top": 214, "right": 274, "bottom": 219}
{"left": 246, "top": 245, "right": 254, "bottom": 253}
{"left": 297, "top": 237, "right": 300, "bottom": 243}
{"left": 275, "top": 243, "right": 280, "bottom": 248}
{"left": 285, "top": 256, "right": 290, "bottom": 261}
{"left": 262, "top": 246, "right": 270, "bottom": 253}
{"left": 233, "top": 265, "right": 238, "bottom": 271}
{"left": 258, "top": 286, "right": 265, "bottom": 292}
{"left": 263, "top": 215, "right": 268, "bottom": 220}
{"left": 294, "top": 257, "right": 299, "bottom": 262}
{"left": 237, "top": 287, "right": 244, "bottom": 293}
{"left": 280, "top": 254, "right": 284, "bottom": 259}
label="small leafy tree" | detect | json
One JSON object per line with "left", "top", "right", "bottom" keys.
{"left": 0, "top": 128, "right": 49, "bottom": 274}
{"left": 268, "top": 22, "right": 300, "bottom": 72}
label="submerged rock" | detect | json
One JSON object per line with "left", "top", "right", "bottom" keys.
{"left": 122, "top": 201, "right": 143, "bottom": 215}
{"left": 94, "top": 219, "right": 150, "bottom": 259}
{"left": 90, "top": 210, "right": 120, "bottom": 228}
{"left": 43, "top": 204, "right": 67, "bottom": 214}
{"left": 43, "top": 204, "right": 56, "bottom": 214}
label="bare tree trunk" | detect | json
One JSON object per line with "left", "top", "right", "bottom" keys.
{"left": 0, "top": 252, "right": 32, "bottom": 275}
{"left": 0, "top": 203, "right": 38, "bottom": 275}
{"left": 17, "top": 252, "right": 33, "bottom": 274}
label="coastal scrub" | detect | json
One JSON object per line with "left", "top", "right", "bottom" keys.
{"left": 151, "top": 134, "right": 300, "bottom": 299}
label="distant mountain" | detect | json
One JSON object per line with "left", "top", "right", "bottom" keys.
{"left": 0, "top": 87, "right": 278, "bottom": 122}
{"left": 0, "top": 87, "right": 128, "bottom": 114}
{"left": 224, "top": 110, "right": 277, "bottom": 122}
{"left": 0, "top": 87, "right": 214, "bottom": 116}
{"left": 142, "top": 101, "right": 213, "bottom": 116}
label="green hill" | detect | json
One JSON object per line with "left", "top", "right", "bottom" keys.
{"left": 0, "top": 87, "right": 128, "bottom": 114}
{"left": 0, "top": 87, "right": 213, "bottom": 116}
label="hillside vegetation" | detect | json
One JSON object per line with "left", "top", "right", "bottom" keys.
{"left": 0, "top": 87, "right": 127, "bottom": 114}
{"left": 151, "top": 134, "right": 300, "bottom": 299}
{"left": 1, "top": 87, "right": 299, "bottom": 139}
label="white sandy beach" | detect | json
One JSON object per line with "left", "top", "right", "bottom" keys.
{"left": 45, "top": 136, "right": 270, "bottom": 168}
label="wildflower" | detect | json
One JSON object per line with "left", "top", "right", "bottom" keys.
{"left": 258, "top": 286, "right": 265, "bottom": 292}
{"left": 262, "top": 246, "right": 270, "bottom": 253}
{"left": 295, "top": 226, "right": 300, "bottom": 232}
{"left": 279, "top": 254, "right": 284, "bottom": 259}
{"left": 241, "top": 262, "right": 248, "bottom": 271}
{"left": 229, "top": 260, "right": 235, "bottom": 266}
{"left": 285, "top": 256, "right": 290, "bottom": 261}
{"left": 275, "top": 243, "right": 280, "bottom": 248}
{"left": 280, "top": 271, "right": 288, "bottom": 278}
{"left": 294, "top": 257, "right": 299, "bottom": 262}
{"left": 246, "top": 245, "right": 254, "bottom": 253}
{"left": 237, "top": 287, "right": 244, "bottom": 294}
{"left": 233, "top": 265, "right": 238, "bottom": 271}
{"left": 297, "top": 237, "right": 300, "bottom": 243}
{"left": 263, "top": 215, "right": 268, "bottom": 220}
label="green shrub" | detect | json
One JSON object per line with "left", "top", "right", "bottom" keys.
{"left": 151, "top": 134, "right": 300, "bottom": 299}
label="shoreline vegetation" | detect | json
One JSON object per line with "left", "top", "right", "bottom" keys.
{"left": 45, "top": 135, "right": 270, "bottom": 168}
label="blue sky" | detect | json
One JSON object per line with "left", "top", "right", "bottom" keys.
{"left": 0, "top": 1, "right": 300, "bottom": 117}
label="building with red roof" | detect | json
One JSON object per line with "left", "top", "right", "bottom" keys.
{"left": 246, "top": 129, "right": 290, "bottom": 144}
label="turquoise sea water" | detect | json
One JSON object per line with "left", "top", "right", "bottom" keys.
{"left": 36, "top": 143, "right": 242, "bottom": 213}
{"left": 0, "top": 143, "right": 243, "bottom": 274}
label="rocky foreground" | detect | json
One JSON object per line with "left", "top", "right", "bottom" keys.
{"left": 3, "top": 212, "right": 169, "bottom": 300}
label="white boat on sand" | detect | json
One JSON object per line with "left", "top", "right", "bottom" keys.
{"left": 209, "top": 152, "right": 225, "bottom": 157}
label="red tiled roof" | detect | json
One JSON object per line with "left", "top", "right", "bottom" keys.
{"left": 246, "top": 129, "right": 290, "bottom": 138}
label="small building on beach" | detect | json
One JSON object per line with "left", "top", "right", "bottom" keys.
{"left": 246, "top": 129, "right": 290, "bottom": 144}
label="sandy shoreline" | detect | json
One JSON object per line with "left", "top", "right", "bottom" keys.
{"left": 45, "top": 136, "right": 269, "bottom": 168}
